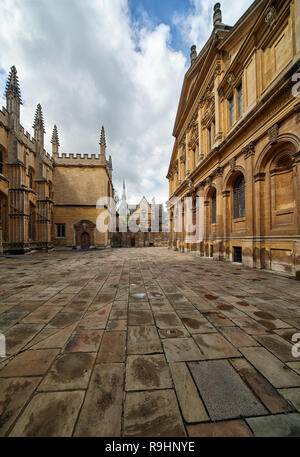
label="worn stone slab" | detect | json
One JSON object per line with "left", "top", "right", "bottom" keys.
{"left": 74, "top": 363, "right": 124, "bottom": 437}
{"left": 128, "top": 310, "right": 154, "bottom": 326}
{"left": 181, "top": 316, "right": 216, "bottom": 334}
{"left": 230, "top": 358, "right": 294, "bottom": 414}
{"left": 38, "top": 352, "right": 95, "bottom": 391}
{"left": 254, "top": 334, "right": 295, "bottom": 362}
{"left": 9, "top": 391, "right": 85, "bottom": 437}
{"left": 0, "top": 377, "right": 41, "bottom": 436}
{"left": 240, "top": 347, "right": 300, "bottom": 388}
{"left": 30, "top": 323, "right": 78, "bottom": 349}
{"left": 97, "top": 331, "right": 126, "bottom": 363}
{"left": 124, "top": 390, "right": 186, "bottom": 437}
{"left": 106, "top": 319, "right": 127, "bottom": 331}
{"left": 231, "top": 316, "right": 270, "bottom": 334}
{"left": 0, "top": 349, "right": 59, "bottom": 377}
{"left": 287, "top": 361, "right": 300, "bottom": 375}
{"left": 246, "top": 413, "right": 300, "bottom": 437}
{"left": 188, "top": 360, "right": 267, "bottom": 421}
{"left": 65, "top": 330, "right": 103, "bottom": 352}
{"left": 193, "top": 333, "right": 241, "bottom": 359}
{"left": 126, "top": 354, "right": 171, "bottom": 391}
{"left": 4, "top": 323, "right": 44, "bottom": 355}
{"left": 21, "top": 306, "right": 63, "bottom": 324}
{"left": 220, "top": 327, "right": 259, "bottom": 348}
{"left": 127, "top": 326, "right": 162, "bottom": 354}
{"left": 0, "top": 312, "right": 28, "bottom": 332}
{"left": 158, "top": 327, "right": 190, "bottom": 338}
{"left": 170, "top": 362, "right": 209, "bottom": 423}
{"left": 279, "top": 388, "right": 300, "bottom": 412}
{"left": 153, "top": 312, "right": 183, "bottom": 329}
{"left": 109, "top": 309, "right": 127, "bottom": 320}
{"left": 163, "top": 338, "right": 203, "bottom": 362}
{"left": 203, "top": 311, "right": 233, "bottom": 327}
{"left": 47, "top": 312, "right": 82, "bottom": 329}
{"left": 187, "top": 420, "right": 253, "bottom": 437}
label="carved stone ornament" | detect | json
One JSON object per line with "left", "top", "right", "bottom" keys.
{"left": 265, "top": 6, "right": 277, "bottom": 27}
{"left": 268, "top": 124, "right": 279, "bottom": 145}
{"left": 187, "top": 178, "right": 195, "bottom": 194}
{"left": 229, "top": 157, "right": 236, "bottom": 171}
{"left": 242, "top": 142, "right": 255, "bottom": 159}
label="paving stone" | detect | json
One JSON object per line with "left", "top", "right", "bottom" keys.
{"left": 188, "top": 360, "right": 267, "bottom": 421}
{"left": 220, "top": 327, "right": 259, "bottom": 348}
{"left": 126, "top": 354, "right": 171, "bottom": 391}
{"left": 124, "top": 390, "right": 186, "bottom": 437}
{"left": 38, "top": 352, "right": 95, "bottom": 391}
{"left": 254, "top": 334, "right": 295, "bottom": 362}
{"left": 279, "top": 388, "right": 300, "bottom": 412}
{"left": 0, "top": 312, "right": 28, "bottom": 332}
{"left": 287, "top": 361, "right": 300, "bottom": 375}
{"left": 74, "top": 363, "right": 124, "bottom": 436}
{"left": 65, "top": 330, "right": 103, "bottom": 352}
{"left": 0, "top": 377, "right": 41, "bottom": 436}
{"left": 128, "top": 310, "right": 154, "bottom": 326}
{"left": 4, "top": 323, "right": 44, "bottom": 355}
{"left": 158, "top": 327, "right": 190, "bottom": 338}
{"left": 181, "top": 316, "right": 216, "bottom": 334}
{"left": 163, "top": 337, "right": 203, "bottom": 362}
{"left": 9, "top": 391, "right": 85, "bottom": 437}
{"left": 21, "top": 306, "right": 63, "bottom": 324}
{"left": 30, "top": 322, "right": 78, "bottom": 349}
{"left": 153, "top": 312, "right": 184, "bottom": 329}
{"left": 240, "top": 347, "right": 300, "bottom": 388}
{"left": 193, "top": 333, "right": 241, "bottom": 359}
{"left": 203, "top": 311, "right": 233, "bottom": 327}
{"left": 246, "top": 413, "right": 300, "bottom": 437}
{"left": 97, "top": 331, "right": 126, "bottom": 363}
{"left": 0, "top": 349, "right": 59, "bottom": 377}
{"left": 274, "top": 328, "right": 299, "bottom": 343}
{"left": 110, "top": 309, "right": 127, "bottom": 320}
{"left": 230, "top": 358, "right": 294, "bottom": 414}
{"left": 231, "top": 316, "right": 270, "bottom": 334}
{"left": 127, "top": 326, "right": 162, "bottom": 354}
{"left": 187, "top": 420, "right": 253, "bottom": 437}
{"left": 169, "top": 362, "right": 209, "bottom": 423}
{"left": 106, "top": 319, "right": 127, "bottom": 331}
{"left": 47, "top": 312, "right": 82, "bottom": 329}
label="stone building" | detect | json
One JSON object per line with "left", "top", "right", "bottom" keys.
{"left": 167, "top": 0, "right": 300, "bottom": 277}
{"left": 0, "top": 66, "right": 113, "bottom": 253}
{"left": 111, "top": 181, "right": 169, "bottom": 248}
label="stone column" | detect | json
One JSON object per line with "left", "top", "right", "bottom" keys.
{"left": 214, "top": 167, "right": 224, "bottom": 260}
{"left": 243, "top": 142, "right": 255, "bottom": 268}
{"left": 253, "top": 172, "right": 266, "bottom": 269}
{"left": 222, "top": 191, "right": 230, "bottom": 260}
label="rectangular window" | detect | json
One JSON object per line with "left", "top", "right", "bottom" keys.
{"left": 56, "top": 223, "right": 66, "bottom": 238}
{"left": 237, "top": 84, "right": 243, "bottom": 118}
{"left": 233, "top": 246, "right": 243, "bottom": 263}
{"left": 229, "top": 95, "right": 234, "bottom": 128}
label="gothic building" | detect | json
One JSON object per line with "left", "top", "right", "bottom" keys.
{"left": 167, "top": 0, "right": 300, "bottom": 277}
{"left": 0, "top": 66, "right": 113, "bottom": 254}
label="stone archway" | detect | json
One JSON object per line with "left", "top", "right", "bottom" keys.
{"left": 73, "top": 220, "right": 96, "bottom": 249}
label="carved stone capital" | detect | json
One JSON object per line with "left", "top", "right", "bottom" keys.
{"left": 243, "top": 142, "right": 255, "bottom": 159}
{"left": 214, "top": 166, "right": 224, "bottom": 178}
{"left": 229, "top": 158, "right": 236, "bottom": 171}
{"left": 254, "top": 172, "right": 266, "bottom": 182}
{"left": 222, "top": 190, "right": 230, "bottom": 198}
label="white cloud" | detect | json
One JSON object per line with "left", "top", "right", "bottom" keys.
{"left": 0, "top": 0, "right": 252, "bottom": 205}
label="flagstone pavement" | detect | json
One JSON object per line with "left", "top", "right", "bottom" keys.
{"left": 1, "top": 247, "right": 300, "bottom": 437}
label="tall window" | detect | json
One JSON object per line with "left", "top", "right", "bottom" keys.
{"left": 233, "top": 175, "right": 245, "bottom": 219}
{"left": 0, "top": 150, "right": 3, "bottom": 174}
{"left": 212, "top": 189, "right": 217, "bottom": 224}
{"left": 237, "top": 84, "right": 243, "bottom": 118}
{"left": 208, "top": 126, "right": 212, "bottom": 151}
{"left": 229, "top": 95, "right": 234, "bottom": 128}
{"left": 28, "top": 167, "right": 34, "bottom": 190}
{"left": 56, "top": 223, "right": 66, "bottom": 238}
{"left": 193, "top": 149, "right": 196, "bottom": 168}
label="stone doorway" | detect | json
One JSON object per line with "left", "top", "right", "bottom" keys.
{"left": 131, "top": 237, "right": 136, "bottom": 247}
{"left": 81, "top": 232, "right": 90, "bottom": 250}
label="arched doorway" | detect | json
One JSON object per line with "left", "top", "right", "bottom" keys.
{"left": 81, "top": 232, "right": 90, "bottom": 249}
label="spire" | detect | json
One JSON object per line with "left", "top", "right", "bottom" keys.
{"left": 100, "top": 125, "right": 106, "bottom": 156}
{"left": 33, "top": 104, "right": 45, "bottom": 148}
{"left": 5, "top": 65, "right": 22, "bottom": 104}
{"left": 190, "top": 45, "right": 197, "bottom": 66}
{"left": 51, "top": 125, "right": 60, "bottom": 156}
{"left": 122, "top": 179, "right": 126, "bottom": 201}
{"left": 213, "top": 3, "right": 223, "bottom": 27}
{"left": 108, "top": 155, "right": 112, "bottom": 169}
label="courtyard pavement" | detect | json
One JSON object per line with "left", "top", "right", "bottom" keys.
{"left": 0, "top": 247, "right": 300, "bottom": 437}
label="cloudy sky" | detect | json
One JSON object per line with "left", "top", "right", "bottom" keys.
{"left": 0, "top": 0, "right": 252, "bottom": 204}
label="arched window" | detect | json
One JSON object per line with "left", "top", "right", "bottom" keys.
{"left": 28, "top": 167, "right": 34, "bottom": 190}
{"left": 212, "top": 189, "right": 216, "bottom": 224}
{"left": 0, "top": 150, "right": 3, "bottom": 174}
{"left": 233, "top": 174, "right": 245, "bottom": 219}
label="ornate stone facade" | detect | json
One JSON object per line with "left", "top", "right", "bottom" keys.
{"left": 0, "top": 66, "right": 113, "bottom": 253}
{"left": 167, "top": 0, "right": 300, "bottom": 277}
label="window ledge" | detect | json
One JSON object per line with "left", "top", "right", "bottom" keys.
{"left": 233, "top": 217, "right": 246, "bottom": 223}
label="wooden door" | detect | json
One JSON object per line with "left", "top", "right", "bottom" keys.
{"left": 81, "top": 232, "right": 90, "bottom": 249}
